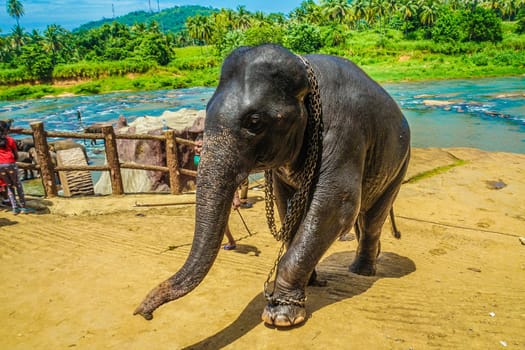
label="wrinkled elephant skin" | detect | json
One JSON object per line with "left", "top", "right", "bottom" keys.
{"left": 135, "top": 44, "right": 411, "bottom": 327}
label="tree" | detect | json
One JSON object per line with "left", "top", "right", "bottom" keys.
{"left": 321, "top": 0, "right": 352, "bottom": 24}
{"left": 216, "top": 30, "right": 245, "bottom": 57}
{"left": 19, "top": 38, "right": 54, "bottom": 82}
{"left": 235, "top": 5, "right": 252, "bottom": 30}
{"left": 7, "top": 0, "right": 24, "bottom": 27}
{"left": 398, "top": 0, "right": 419, "bottom": 34}
{"left": 134, "top": 31, "right": 173, "bottom": 65}
{"left": 43, "top": 24, "right": 71, "bottom": 64}
{"left": 516, "top": 8, "right": 525, "bottom": 34}
{"left": 244, "top": 23, "right": 284, "bottom": 46}
{"left": 431, "top": 7, "right": 463, "bottom": 42}
{"left": 10, "top": 24, "right": 25, "bottom": 53}
{"left": 419, "top": 0, "right": 439, "bottom": 27}
{"left": 283, "top": 23, "right": 322, "bottom": 53}
{"left": 291, "top": 0, "right": 324, "bottom": 24}
{"left": 464, "top": 6, "right": 503, "bottom": 42}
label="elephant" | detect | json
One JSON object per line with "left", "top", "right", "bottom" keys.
{"left": 134, "top": 44, "right": 411, "bottom": 327}
{"left": 16, "top": 150, "right": 37, "bottom": 180}
{"left": 15, "top": 137, "right": 35, "bottom": 152}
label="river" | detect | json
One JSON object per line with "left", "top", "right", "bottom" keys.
{"left": 1, "top": 76, "right": 524, "bottom": 158}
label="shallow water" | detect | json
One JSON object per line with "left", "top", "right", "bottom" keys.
{"left": 386, "top": 76, "right": 525, "bottom": 153}
{"left": 1, "top": 77, "right": 524, "bottom": 156}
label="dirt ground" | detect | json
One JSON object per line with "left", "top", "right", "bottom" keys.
{"left": 1, "top": 147, "right": 524, "bottom": 349}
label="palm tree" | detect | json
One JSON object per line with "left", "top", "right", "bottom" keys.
{"left": 7, "top": 0, "right": 24, "bottom": 27}
{"left": 398, "top": 0, "right": 419, "bottom": 34}
{"left": 500, "top": 0, "right": 520, "bottom": 20}
{"left": 200, "top": 16, "right": 214, "bottom": 45}
{"left": 186, "top": 15, "right": 211, "bottom": 45}
{"left": 399, "top": 0, "right": 418, "bottom": 21}
{"left": 235, "top": 5, "right": 252, "bottom": 30}
{"left": 321, "top": 0, "right": 352, "bottom": 24}
{"left": 351, "top": 0, "right": 369, "bottom": 28}
{"left": 368, "top": 0, "right": 388, "bottom": 36}
{"left": 44, "top": 24, "right": 63, "bottom": 63}
{"left": 418, "top": 0, "right": 439, "bottom": 27}
{"left": 10, "top": 24, "right": 25, "bottom": 52}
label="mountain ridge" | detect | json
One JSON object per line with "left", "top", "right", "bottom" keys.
{"left": 74, "top": 5, "right": 219, "bottom": 33}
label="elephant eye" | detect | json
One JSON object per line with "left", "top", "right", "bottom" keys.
{"left": 243, "top": 114, "right": 265, "bottom": 134}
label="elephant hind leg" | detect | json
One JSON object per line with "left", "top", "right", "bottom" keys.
{"left": 308, "top": 269, "right": 327, "bottom": 287}
{"left": 350, "top": 160, "right": 409, "bottom": 276}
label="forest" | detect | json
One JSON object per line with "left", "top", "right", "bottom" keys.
{"left": 1, "top": 0, "right": 524, "bottom": 100}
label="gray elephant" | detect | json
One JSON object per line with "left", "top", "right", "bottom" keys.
{"left": 135, "top": 44, "right": 411, "bottom": 327}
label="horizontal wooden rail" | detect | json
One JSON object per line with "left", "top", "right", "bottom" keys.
{"left": 54, "top": 165, "right": 110, "bottom": 171}
{"left": 12, "top": 122, "right": 199, "bottom": 197}
{"left": 15, "top": 128, "right": 197, "bottom": 146}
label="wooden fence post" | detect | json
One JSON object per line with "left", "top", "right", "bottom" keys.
{"left": 165, "top": 130, "right": 182, "bottom": 194}
{"left": 102, "top": 126, "right": 124, "bottom": 195}
{"left": 30, "top": 122, "right": 57, "bottom": 197}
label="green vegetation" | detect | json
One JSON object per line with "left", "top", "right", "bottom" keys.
{"left": 1, "top": 1, "right": 524, "bottom": 101}
{"left": 75, "top": 5, "right": 217, "bottom": 34}
{"left": 405, "top": 158, "right": 468, "bottom": 184}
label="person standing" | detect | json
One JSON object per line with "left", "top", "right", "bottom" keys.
{"left": 0, "top": 120, "right": 34, "bottom": 214}
{"left": 238, "top": 177, "right": 253, "bottom": 208}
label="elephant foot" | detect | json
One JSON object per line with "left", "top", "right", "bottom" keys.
{"left": 261, "top": 302, "right": 306, "bottom": 327}
{"left": 349, "top": 258, "right": 377, "bottom": 276}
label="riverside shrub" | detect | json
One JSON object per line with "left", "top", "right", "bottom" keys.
{"left": 283, "top": 23, "right": 322, "bottom": 54}
{"left": 465, "top": 7, "right": 503, "bottom": 43}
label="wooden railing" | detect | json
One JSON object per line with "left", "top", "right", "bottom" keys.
{"left": 13, "top": 121, "right": 197, "bottom": 197}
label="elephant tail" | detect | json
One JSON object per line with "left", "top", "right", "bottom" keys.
{"left": 389, "top": 207, "right": 401, "bottom": 239}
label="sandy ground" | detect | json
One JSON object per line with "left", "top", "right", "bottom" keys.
{"left": 0, "top": 147, "right": 524, "bottom": 349}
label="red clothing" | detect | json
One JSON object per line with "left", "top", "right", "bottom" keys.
{"left": 0, "top": 136, "right": 17, "bottom": 164}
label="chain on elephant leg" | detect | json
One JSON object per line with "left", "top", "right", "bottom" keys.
{"left": 261, "top": 295, "right": 307, "bottom": 327}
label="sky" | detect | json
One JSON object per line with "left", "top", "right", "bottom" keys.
{"left": 1, "top": 0, "right": 304, "bottom": 33}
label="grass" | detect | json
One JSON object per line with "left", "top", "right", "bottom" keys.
{"left": 405, "top": 158, "right": 468, "bottom": 184}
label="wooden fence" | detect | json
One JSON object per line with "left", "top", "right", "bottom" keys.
{"left": 13, "top": 121, "right": 197, "bottom": 198}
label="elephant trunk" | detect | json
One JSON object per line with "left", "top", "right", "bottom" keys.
{"left": 134, "top": 132, "right": 242, "bottom": 320}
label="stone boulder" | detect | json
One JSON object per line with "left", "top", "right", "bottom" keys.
{"left": 94, "top": 109, "right": 205, "bottom": 195}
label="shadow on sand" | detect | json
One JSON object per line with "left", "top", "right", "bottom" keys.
{"left": 183, "top": 250, "right": 416, "bottom": 349}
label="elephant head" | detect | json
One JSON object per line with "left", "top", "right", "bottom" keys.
{"left": 134, "top": 44, "right": 312, "bottom": 320}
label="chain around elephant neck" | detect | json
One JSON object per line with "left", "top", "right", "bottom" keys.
{"left": 263, "top": 55, "right": 324, "bottom": 301}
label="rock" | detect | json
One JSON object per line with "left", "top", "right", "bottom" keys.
{"left": 94, "top": 108, "right": 205, "bottom": 195}
{"left": 485, "top": 180, "right": 507, "bottom": 190}
{"left": 422, "top": 100, "right": 456, "bottom": 107}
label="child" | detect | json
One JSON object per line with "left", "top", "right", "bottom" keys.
{"left": 0, "top": 120, "right": 34, "bottom": 214}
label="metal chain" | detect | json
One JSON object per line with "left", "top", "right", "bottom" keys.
{"left": 263, "top": 55, "right": 324, "bottom": 302}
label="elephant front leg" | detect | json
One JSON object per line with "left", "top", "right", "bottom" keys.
{"left": 261, "top": 199, "right": 355, "bottom": 327}
{"left": 260, "top": 256, "right": 310, "bottom": 327}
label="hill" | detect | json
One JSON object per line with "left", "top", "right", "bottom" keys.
{"left": 74, "top": 5, "right": 218, "bottom": 33}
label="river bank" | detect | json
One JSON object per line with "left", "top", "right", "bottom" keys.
{"left": 1, "top": 58, "right": 524, "bottom": 102}
{"left": 0, "top": 147, "right": 524, "bottom": 349}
